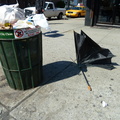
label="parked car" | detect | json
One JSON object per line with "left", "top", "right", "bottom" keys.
{"left": 66, "top": 6, "right": 86, "bottom": 17}
{"left": 24, "top": 2, "right": 66, "bottom": 19}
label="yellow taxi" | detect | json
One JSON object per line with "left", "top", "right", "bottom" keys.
{"left": 66, "top": 6, "right": 86, "bottom": 17}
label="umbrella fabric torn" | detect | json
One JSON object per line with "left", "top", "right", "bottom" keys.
{"left": 74, "top": 30, "right": 115, "bottom": 70}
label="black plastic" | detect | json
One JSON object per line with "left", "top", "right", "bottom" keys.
{"left": 74, "top": 30, "right": 115, "bottom": 70}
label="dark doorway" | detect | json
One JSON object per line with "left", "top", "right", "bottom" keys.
{"left": 97, "top": 0, "right": 120, "bottom": 25}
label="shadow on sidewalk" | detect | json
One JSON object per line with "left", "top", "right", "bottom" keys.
{"left": 43, "top": 30, "right": 64, "bottom": 38}
{"left": 42, "top": 61, "right": 80, "bottom": 85}
{"left": 42, "top": 60, "right": 119, "bottom": 86}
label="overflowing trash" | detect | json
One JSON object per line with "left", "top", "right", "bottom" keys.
{"left": 13, "top": 14, "right": 51, "bottom": 31}
{"left": 0, "top": 4, "right": 50, "bottom": 30}
{"left": 0, "top": 4, "right": 25, "bottom": 29}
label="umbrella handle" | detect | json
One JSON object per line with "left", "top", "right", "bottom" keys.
{"left": 82, "top": 70, "right": 92, "bottom": 91}
{"left": 88, "top": 85, "right": 92, "bottom": 91}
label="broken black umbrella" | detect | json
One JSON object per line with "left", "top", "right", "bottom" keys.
{"left": 74, "top": 30, "right": 115, "bottom": 91}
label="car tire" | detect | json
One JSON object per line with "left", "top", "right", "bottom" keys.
{"left": 48, "top": 17, "right": 51, "bottom": 20}
{"left": 57, "top": 13, "right": 63, "bottom": 19}
{"left": 78, "top": 13, "right": 81, "bottom": 17}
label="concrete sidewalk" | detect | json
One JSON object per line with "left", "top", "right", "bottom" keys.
{"left": 0, "top": 18, "right": 120, "bottom": 120}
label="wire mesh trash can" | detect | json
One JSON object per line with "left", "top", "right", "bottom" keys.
{"left": 0, "top": 27, "right": 43, "bottom": 90}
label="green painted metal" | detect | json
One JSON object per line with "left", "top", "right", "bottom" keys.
{"left": 0, "top": 30, "right": 14, "bottom": 39}
{"left": 0, "top": 30, "right": 43, "bottom": 90}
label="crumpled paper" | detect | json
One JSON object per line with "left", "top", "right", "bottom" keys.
{"left": 101, "top": 101, "right": 108, "bottom": 107}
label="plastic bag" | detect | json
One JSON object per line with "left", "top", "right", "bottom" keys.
{"left": 32, "top": 14, "right": 51, "bottom": 31}
{"left": 13, "top": 14, "right": 51, "bottom": 30}
{"left": 13, "top": 19, "right": 35, "bottom": 29}
{"left": 0, "top": 4, "right": 25, "bottom": 28}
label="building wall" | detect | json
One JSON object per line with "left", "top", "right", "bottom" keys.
{"left": 84, "top": 0, "right": 94, "bottom": 26}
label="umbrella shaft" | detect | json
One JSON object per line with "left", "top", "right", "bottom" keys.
{"left": 82, "top": 71, "right": 90, "bottom": 86}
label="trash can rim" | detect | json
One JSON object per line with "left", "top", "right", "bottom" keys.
{"left": 0, "top": 27, "right": 41, "bottom": 40}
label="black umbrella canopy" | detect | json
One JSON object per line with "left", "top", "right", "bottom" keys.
{"left": 74, "top": 30, "right": 115, "bottom": 70}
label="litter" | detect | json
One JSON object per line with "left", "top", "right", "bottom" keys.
{"left": 74, "top": 30, "right": 115, "bottom": 91}
{"left": 74, "top": 30, "right": 115, "bottom": 69}
{"left": 101, "top": 101, "right": 108, "bottom": 107}
{"left": 0, "top": 4, "right": 50, "bottom": 30}
{"left": 0, "top": 4, "right": 25, "bottom": 29}
{"left": 13, "top": 19, "right": 35, "bottom": 29}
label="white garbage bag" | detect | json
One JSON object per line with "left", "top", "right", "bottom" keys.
{"left": 0, "top": 4, "right": 25, "bottom": 28}
{"left": 32, "top": 14, "right": 51, "bottom": 31}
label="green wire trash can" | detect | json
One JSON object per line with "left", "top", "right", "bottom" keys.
{"left": 0, "top": 27, "right": 43, "bottom": 90}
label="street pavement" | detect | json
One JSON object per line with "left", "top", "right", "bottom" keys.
{"left": 0, "top": 17, "right": 120, "bottom": 120}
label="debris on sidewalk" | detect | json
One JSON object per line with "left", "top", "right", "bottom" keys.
{"left": 74, "top": 30, "right": 115, "bottom": 70}
{"left": 74, "top": 30, "right": 115, "bottom": 91}
{"left": 101, "top": 101, "right": 108, "bottom": 107}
